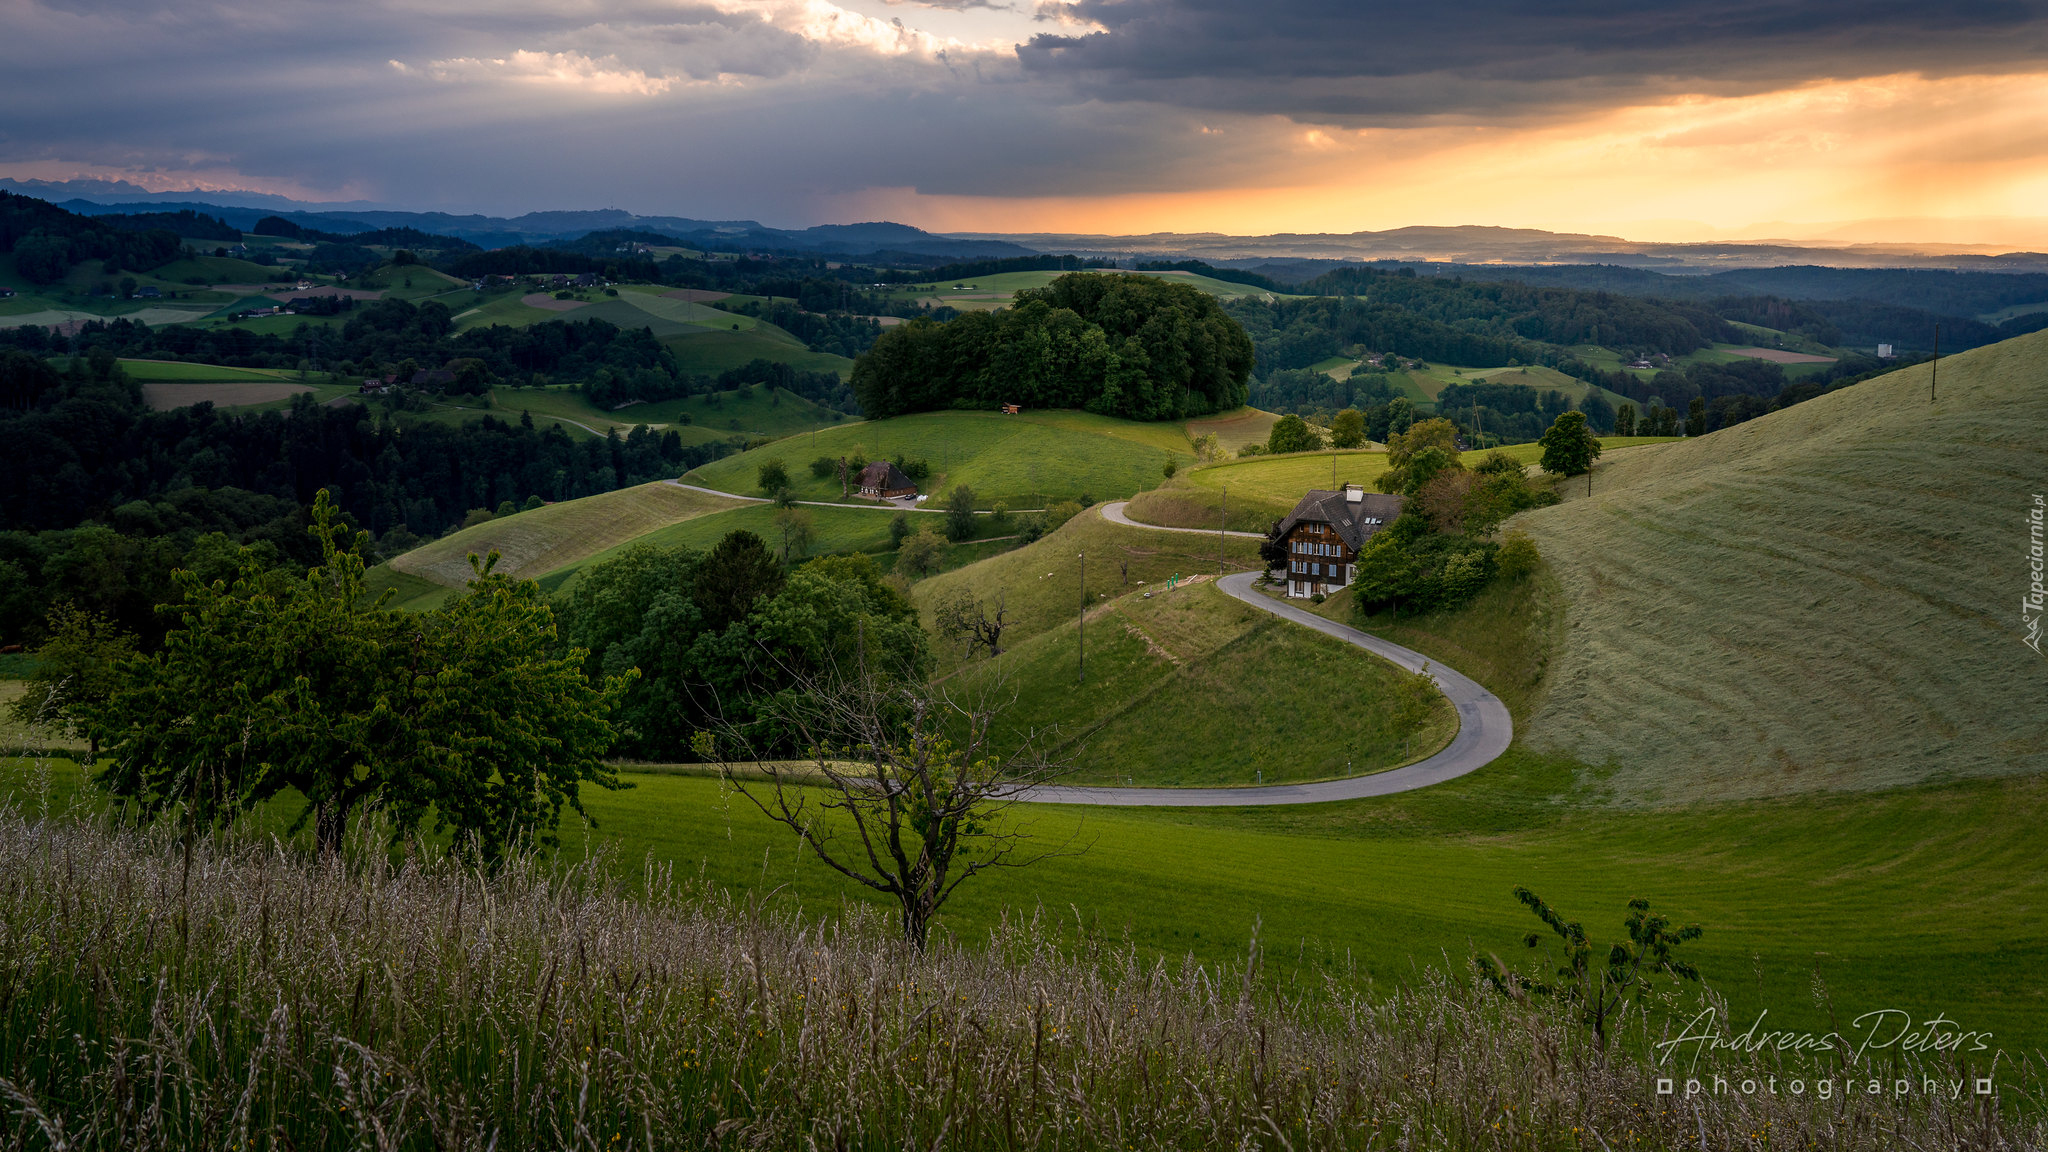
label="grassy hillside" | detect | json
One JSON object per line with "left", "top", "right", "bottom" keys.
{"left": 943, "top": 580, "right": 1455, "bottom": 787}
{"left": 911, "top": 506, "right": 1267, "bottom": 673}
{"left": 685, "top": 410, "right": 1194, "bottom": 508}
{"left": 1519, "top": 328, "right": 2048, "bottom": 802}
{"left": 492, "top": 383, "right": 845, "bottom": 442}
{"left": 388, "top": 482, "right": 750, "bottom": 587}
{"left": 450, "top": 284, "right": 854, "bottom": 379}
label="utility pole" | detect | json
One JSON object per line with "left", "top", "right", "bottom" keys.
{"left": 1076, "top": 551, "right": 1086, "bottom": 684}
{"left": 1219, "top": 485, "right": 1227, "bottom": 575}
{"left": 1931, "top": 322, "right": 1940, "bottom": 403}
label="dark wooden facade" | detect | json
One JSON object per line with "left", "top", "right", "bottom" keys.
{"left": 1274, "top": 485, "right": 1405, "bottom": 598}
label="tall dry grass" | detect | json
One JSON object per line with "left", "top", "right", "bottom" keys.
{"left": 0, "top": 806, "right": 2037, "bottom": 1150}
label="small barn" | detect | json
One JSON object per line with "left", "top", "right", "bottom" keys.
{"left": 856, "top": 460, "right": 918, "bottom": 500}
{"left": 1273, "top": 485, "right": 1405, "bottom": 598}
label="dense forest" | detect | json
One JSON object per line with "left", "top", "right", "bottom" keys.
{"left": 0, "top": 348, "right": 726, "bottom": 646}
{"left": 851, "top": 273, "right": 1254, "bottom": 420}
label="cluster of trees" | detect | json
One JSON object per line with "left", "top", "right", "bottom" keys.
{"left": 1, "top": 351, "right": 721, "bottom": 549}
{"left": 851, "top": 273, "right": 1254, "bottom": 420}
{"left": 1436, "top": 379, "right": 1589, "bottom": 441}
{"left": 4, "top": 193, "right": 185, "bottom": 286}
{"left": 1251, "top": 365, "right": 1403, "bottom": 414}
{"left": 14, "top": 494, "right": 622, "bottom": 860}
{"left": 1335, "top": 419, "right": 1559, "bottom": 615}
{"left": 100, "top": 209, "right": 242, "bottom": 242}
{"left": 557, "top": 534, "right": 926, "bottom": 760}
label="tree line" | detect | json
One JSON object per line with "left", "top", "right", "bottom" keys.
{"left": 851, "top": 273, "right": 1254, "bottom": 420}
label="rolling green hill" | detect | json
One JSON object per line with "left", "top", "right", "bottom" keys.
{"left": 1519, "top": 329, "right": 2048, "bottom": 802}
{"left": 684, "top": 409, "right": 1195, "bottom": 508}
{"left": 939, "top": 578, "right": 1454, "bottom": 787}
{"left": 388, "top": 482, "right": 750, "bottom": 588}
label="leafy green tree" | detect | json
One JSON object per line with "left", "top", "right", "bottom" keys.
{"left": 943, "top": 484, "right": 978, "bottom": 542}
{"left": 1687, "top": 395, "right": 1708, "bottom": 436}
{"left": 1377, "top": 418, "right": 1464, "bottom": 495}
{"left": 894, "top": 528, "right": 946, "bottom": 579}
{"left": 1614, "top": 402, "right": 1637, "bottom": 437}
{"left": 7, "top": 604, "right": 137, "bottom": 764}
{"left": 1538, "top": 410, "right": 1601, "bottom": 491}
{"left": 1329, "top": 407, "right": 1366, "bottom": 448}
{"left": 88, "top": 492, "right": 623, "bottom": 859}
{"left": 12, "top": 233, "right": 72, "bottom": 285}
{"left": 1265, "top": 413, "right": 1321, "bottom": 455}
{"left": 695, "top": 530, "right": 784, "bottom": 629}
{"left": 810, "top": 455, "right": 838, "bottom": 479}
{"left": 774, "top": 506, "right": 815, "bottom": 563}
{"left": 757, "top": 458, "right": 790, "bottom": 495}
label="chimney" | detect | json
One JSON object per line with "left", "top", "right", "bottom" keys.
{"left": 1345, "top": 484, "right": 1363, "bottom": 503}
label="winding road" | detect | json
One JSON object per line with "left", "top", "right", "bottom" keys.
{"left": 1016, "top": 503, "right": 1512, "bottom": 806}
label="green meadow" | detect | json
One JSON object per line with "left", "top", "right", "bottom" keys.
{"left": 685, "top": 409, "right": 1195, "bottom": 508}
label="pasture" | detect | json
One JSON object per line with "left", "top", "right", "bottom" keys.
{"left": 1520, "top": 328, "right": 2048, "bottom": 803}
{"left": 684, "top": 409, "right": 1195, "bottom": 508}
{"left": 941, "top": 579, "right": 1455, "bottom": 787}
{"left": 387, "top": 481, "right": 751, "bottom": 588}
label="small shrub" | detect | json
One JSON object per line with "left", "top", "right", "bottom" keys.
{"left": 1162, "top": 460, "right": 1177, "bottom": 479}
{"left": 810, "top": 456, "right": 838, "bottom": 480}
{"left": 1497, "top": 530, "right": 1540, "bottom": 579}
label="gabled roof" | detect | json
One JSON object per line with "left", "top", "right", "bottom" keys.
{"left": 858, "top": 460, "right": 915, "bottom": 491}
{"left": 1276, "top": 488, "right": 1405, "bottom": 551}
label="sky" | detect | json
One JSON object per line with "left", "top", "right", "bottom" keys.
{"left": 7, "top": 0, "right": 2048, "bottom": 242}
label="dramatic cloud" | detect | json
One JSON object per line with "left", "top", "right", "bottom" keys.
{"left": 4, "top": 0, "right": 2048, "bottom": 234}
{"left": 1016, "top": 0, "right": 2048, "bottom": 120}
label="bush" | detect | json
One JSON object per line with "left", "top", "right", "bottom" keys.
{"left": 1162, "top": 460, "right": 1177, "bottom": 479}
{"left": 895, "top": 528, "right": 946, "bottom": 579}
{"left": 810, "top": 456, "right": 838, "bottom": 480}
{"left": 1497, "top": 530, "right": 1540, "bottom": 579}
{"left": 757, "top": 458, "right": 790, "bottom": 494}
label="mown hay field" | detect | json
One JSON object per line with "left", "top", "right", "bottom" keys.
{"left": 1519, "top": 329, "right": 2048, "bottom": 802}
{"left": 389, "top": 482, "right": 750, "bottom": 587}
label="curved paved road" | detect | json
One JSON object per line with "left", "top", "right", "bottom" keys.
{"left": 1098, "top": 499, "right": 1265, "bottom": 538}
{"left": 1018, "top": 570, "right": 1512, "bottom": 806}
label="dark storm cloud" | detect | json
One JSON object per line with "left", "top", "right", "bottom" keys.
{"left": 1017, "top": 0, "right": 2048, "bottom": 120}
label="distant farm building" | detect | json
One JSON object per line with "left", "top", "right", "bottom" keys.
{"left": 135, "top": 286, "right": 161, "bottom": 299}
{"left": 1000, "top": 403, "right": 1022, "bottom": 414}
{"left": 856, "top": 461, "right": 918, "bottom": 500}
{"left": 1274, "top": 485, "right": 1404, "bottom": 598}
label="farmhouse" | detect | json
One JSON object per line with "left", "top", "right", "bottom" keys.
{"left": 856, "top": 460, "right": 918, "bottom": 500}
{"left": 1274, "top": 485, "right": 1404, "bottom": 598}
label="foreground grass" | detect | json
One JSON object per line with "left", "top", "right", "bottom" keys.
{"left": 1, "top": 808, "right": 2034, "bottom": 1150}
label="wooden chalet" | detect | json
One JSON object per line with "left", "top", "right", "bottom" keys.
{"left": 856, "top": 460, "right": 918, "bottom": 500}
{"left": 1273, "top": 485, "right": 1404, "bottom": 598}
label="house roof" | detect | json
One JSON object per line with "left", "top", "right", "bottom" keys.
{"left": 1276, "top": 488, "right": 1405, "bottom": 551}
{"left": 858, "top": 460, "right": 915, "bottom": 491}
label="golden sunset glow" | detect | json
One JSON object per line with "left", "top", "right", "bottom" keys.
{"left": 839, "top": 71, "right": 2048, "bottom": 244}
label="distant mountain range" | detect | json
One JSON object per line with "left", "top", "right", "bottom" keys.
{"left": 2, "top": 178, "right": 1033, "bottom": 261}
{"left": 8, "top": 176, "right": 2045, "bottom": 270}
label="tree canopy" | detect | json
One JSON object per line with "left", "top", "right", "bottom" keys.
{"left": 851, "top": 273, "right": 1254, "bottom": 421}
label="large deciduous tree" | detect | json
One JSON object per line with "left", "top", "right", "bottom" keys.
{"left": 88, "top": 491, "right": 624, "bottom": 860}
{"left": 1538, "top": 410, "right": 1602, "bottom": 493}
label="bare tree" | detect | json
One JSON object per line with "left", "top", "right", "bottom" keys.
{"left": 705, "top": 661, "right": 1073, "bottom": 950}
{"left": 933, "top": 589, "right": 1011, "bottom": 659}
